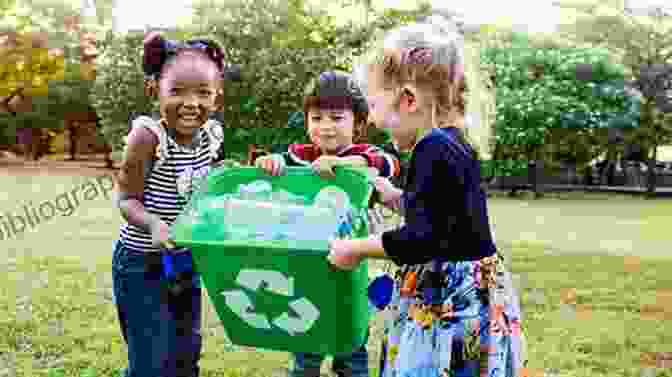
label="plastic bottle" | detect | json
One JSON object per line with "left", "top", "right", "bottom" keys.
{"left": 222, "top": 198, "right": 336, "bottom": 241}
{"left": 314, "top": 186, "right": 352, "bottom": 239}
{"left": 191, "top": 195, "right": 231, "bottom": 240}
{"left": 270, "top": 189, "right": 309, "bottom": 205}
{"left": 237, "top": 180, "right": 272, "bottom": 201}
{"left": 314, "top": 186, "right": 351, "bottom": 214}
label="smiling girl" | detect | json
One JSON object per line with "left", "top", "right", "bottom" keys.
{"left": 112, "top": 32, "right": 229, "bottom": 377}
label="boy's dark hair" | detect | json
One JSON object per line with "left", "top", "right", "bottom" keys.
{"left": 302, "top": 70, "right": 370, "bottom": 143}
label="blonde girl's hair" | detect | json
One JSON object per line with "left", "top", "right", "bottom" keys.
{"left": 357, "top": 15, "right": 495, "bottom": 160}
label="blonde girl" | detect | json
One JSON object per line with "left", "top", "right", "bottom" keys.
{"left": 328, "top": 17, "right": 527, "bottom": 377}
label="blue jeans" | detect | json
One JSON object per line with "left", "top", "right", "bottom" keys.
{"left": 290, "top": 331, "right": 370, "bottom": 377}
{"left": 112, "top": 240, "right": 203, "bottom": 377}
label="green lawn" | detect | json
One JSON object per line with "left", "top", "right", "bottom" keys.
{"left": 1, "top": 174, "right": 672, "bottom": 377}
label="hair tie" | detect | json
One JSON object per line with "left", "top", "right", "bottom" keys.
{"left": 143, "top": 33, "right": 168, "bottom": 79}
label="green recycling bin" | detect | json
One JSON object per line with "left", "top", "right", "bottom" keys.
{"left": 172, "top": 167, "right": 373, "bottom": 355}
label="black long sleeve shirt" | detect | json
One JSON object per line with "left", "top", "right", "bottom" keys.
{"left": 381, "top": 127, "right": 498, "bottom": 266}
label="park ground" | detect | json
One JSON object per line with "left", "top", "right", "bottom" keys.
{"left": 1, "top": 155, "right": 672, "bottom": 377}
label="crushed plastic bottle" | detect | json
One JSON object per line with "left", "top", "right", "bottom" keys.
{"left": 187, "top": 195, "right": 231, "bottom": 240}
{"left": 270, "top": 189, "right": 309, "bottom": 205}
{"left": 237, "top": 180, "right": 273, "bottom": 201}
{"left": 181, "top": 182, "right": 358, "bottom": 242}
{"left": 314, "top": 186, "right": 351, "bottom": 212}
{"left": 314, "top": 186, "right": 354, "bottom": 239}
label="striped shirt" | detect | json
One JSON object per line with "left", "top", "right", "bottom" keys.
{"left": 119, "top": 116, "right": 224, "bottom": 253}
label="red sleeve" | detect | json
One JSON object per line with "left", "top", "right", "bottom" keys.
{"left": 287, "top": 144, "right": 321, "bottom": 165}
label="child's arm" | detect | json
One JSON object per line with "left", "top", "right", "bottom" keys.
{"left": 339, "top": 145, "right": 401, "bottom": 179}
{"left": 331, "top": 139, "right": 468, "bottom": 268}
{"left": 378, "top": 144, "right": 458, "bottom": 266}
{"left": 114, "top": 125, "right": 169, "bottom": 243}
{"left": 374, "top": 178, "right": 404, "bottom": 214}
{"left": 255, "top": 153, "right": 286, "bottom": 176}
{"left": 255, "top": 144, "right": 315, "bottom": 175}
{"left": 331, "top": 155, "right": 368, "bottom": 168}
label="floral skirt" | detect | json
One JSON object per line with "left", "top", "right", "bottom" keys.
{"left": 376, "top": 253, "right": 527, "bottom": 377}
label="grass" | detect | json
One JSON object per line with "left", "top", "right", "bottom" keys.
{"left": 1, "top": 174, "right": 672, "bottom": 377}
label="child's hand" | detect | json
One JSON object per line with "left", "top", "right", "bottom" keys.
{"left": 374, "top": 177, "right": 402, "bottom": 204}
{"left": 255, "top": 155, "right": 285, "bottom": 176}
{"left": 150, "top": 220, "right": 175, "bottom": 249}
{"left": 312, "top": 156, "right": 339, "bottom": 179}
{"left": 327, "top": 239, "right": 364, "bottom": 271}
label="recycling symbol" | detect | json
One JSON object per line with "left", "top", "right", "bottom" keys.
{"left": 220, "top": 270, "right": 320, "bottom": 335}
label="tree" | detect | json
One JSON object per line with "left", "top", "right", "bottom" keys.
{"left": 555, "top": 0, "right": 672, "bottom": 195}
{"left": 0, "top": 0, "right": 109, "bottom": 161}
{"left": 0, "top": 0, "right": 83, "bottom": 111}
{"left": 479, "top": 29, "right": 640, "bottom": 190}
{"left": 0, "top": 32, "right": 67, "bottom": 112}
{"left": 191, "top": 0, "right": 355, "bottom": 158}
{"left": 91, "top": 0, "right": 436, "bottom": 160}
{"left": 90, "top": 31, "right": 154, "bottom": 155}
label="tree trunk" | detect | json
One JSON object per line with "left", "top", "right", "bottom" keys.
{"left": 29, "top": 128, "right": 41, "bottom": 161}
{"left": 605, "top": 148, "right": 616, "bottom": 186}
{"left": 68, "top": 121, "right": 78, "bottom": 161}
{"left": 646, "top": 144, "right": 658, "bottom": 197}
{"left": 103, "top": 143, "right": 113, "bottom": 169}
{"left": 529, "top": 160, "right": 542, "bottom": 199}
{"left": 104, "top": 152, "right": 114, "bottom": 168}
{"left": 528, "top": 147, "right": 543, "bottom": 199}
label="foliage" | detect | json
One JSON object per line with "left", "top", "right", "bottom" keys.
{"left": 182, "top": 0, "right": 429, "bottom": 157}
{"left": 481, "top": 159, "right": 529, "bottom": 178}
{"left": 0, "top": 0, "right": 100, "bottom": 151}
{"left": 555, "top": 0, "right": 672, "bottom": 157}
{"left": 0, "top": 0, "right": 79, "bottom": 34}
{"left": 89, "top": 0, "right": 437, "bottom": 156}
{"left": 0, "top": 53, "right": 93, "bottom": 152}
{"left": 0, "top": 41, "right": 66, "bottom": 99}
{"left": 480, "top": 30, "right": 640, "bottom": 174}
{"left": 0, "top": 0, "right": 83, "bottom": 99}
{"left": 89, "top": 31, "right": 154, "bottom": 152}
{"left": 6, "top": 61, "right": 92, "bottom": 128}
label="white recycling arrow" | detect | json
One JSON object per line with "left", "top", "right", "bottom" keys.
{"left": 272, "top": 297, "right": 320, "bottom": 336}
{"left": 221, "top": 290, "right": 271, "bottom": 329}
{"left": 236, "top": 269, "right": 294, "bottom": 296}
{"left": 222, "top": 269, "right": 320, "bottom": 335}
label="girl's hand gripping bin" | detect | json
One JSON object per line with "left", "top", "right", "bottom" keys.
{"left": 171, "top": 167, "right": 372, "bottom": 355}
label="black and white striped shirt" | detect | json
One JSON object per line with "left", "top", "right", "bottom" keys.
{"left": 119, "top": 117, "right": 223, "bottom": 253}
